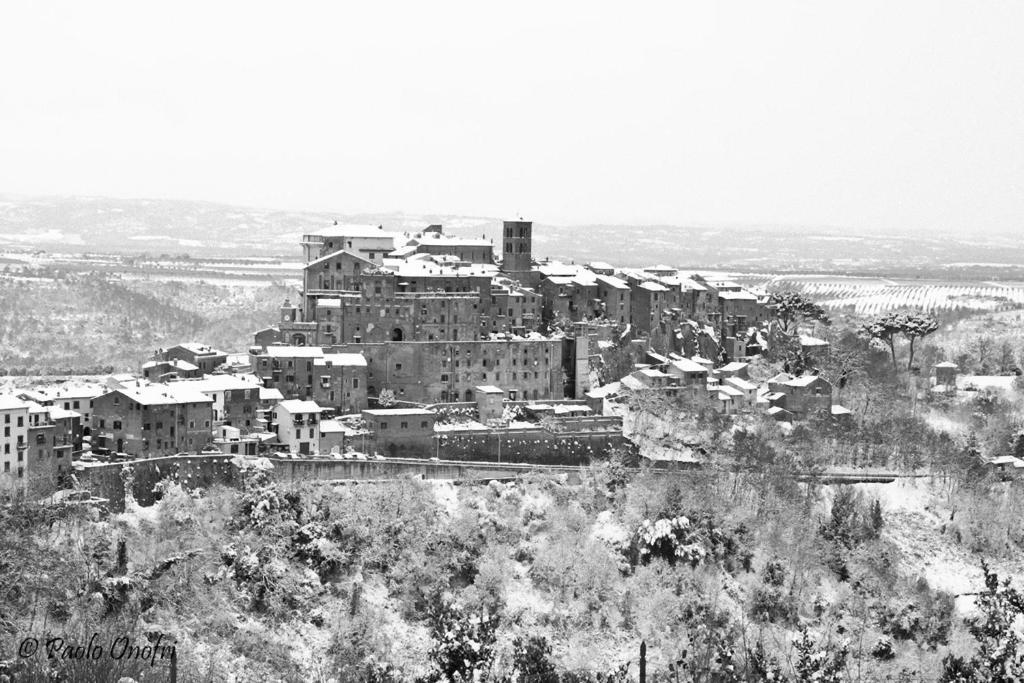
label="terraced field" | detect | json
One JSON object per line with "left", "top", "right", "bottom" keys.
{"left": 758, "top": 275, "right": 1024, "bottom": 315}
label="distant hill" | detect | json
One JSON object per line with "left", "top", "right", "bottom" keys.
{"left": 2, "top": 194, "right": 1024, "bottom": 274}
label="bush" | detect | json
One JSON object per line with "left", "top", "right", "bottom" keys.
{"left": 871, "top": 638, "right": 896, "bottom": 661}
{"left": 750, "top": 585, "right": 797, "bottom": 624}
{"left": 876, "top": 580, "right": 954, "bottom": 649}
{"left": 512, "top": 635, "right": 559, "bottom": 682}
{"left": 425, "top": 598, "right": 500, "bottom": 682}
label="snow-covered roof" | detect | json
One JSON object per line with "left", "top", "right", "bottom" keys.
{"left": 594, "top": 274, "right": 629, "bottom": 290}
{"left": 725, "top": 377, "right": 757, "bottom": 392}
{"left": 0, "top": 395, "right": 29, "bottom": 411}
{"left": 319, "top": 419, "right": 345, "bottom": 434}
{"left": 671, "top": 358, "right": 708, "bottom": 374}
{"left": 717, "top": 290, "right": 758, "bottom": 301}
{"left": 306, "top": 249, "right": 376, "bottom": 267}
{"left": 263, "top": 345, "right": 325, "bottom": 358}
{"left": 363, "top": 408, "right": 435, "bottom": 417}
{"left": 47, "top": 407, "right": 81, "bottom": 420}
{"left": 174, "top": 374, "right": 262, "bottom": 393}
{"left": 411, "top": 234, "right": 492, "bottom": 248}
{"left": 310, "top": 224, "right": 400, "bottom": 240}
{"left": 107, "top": 384, "right": 214, "bottom": 406}
{"left": 259, "top": 387, "right": 284, "bottom": 401}
{"left": 799, "top": 335, "right": 830, "bottom": 347}
{"left": 718, "top": 362, "right": 749, "bottom": 373}
{"left": 785, "top": 375, "right": 827, "bottom": 388}
{"left": 620, "top": 375, "right": 646, "bottom": 391}
{"left": 277, "top": 400, "right": 324, "bottom": 414}
{"left": 142, "top": 358, "right": 199, "bottom": 371}
{"left": 586, "top": 381, "right": 621, "bottom": 398}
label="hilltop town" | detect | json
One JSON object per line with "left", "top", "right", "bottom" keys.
{"left": 0, "top": 218, "right": 872, "bottom": 496}
{"left": 7, "top": 217, "right": 1024, "bottom": 681}
{"left": 15, "top": 216, "right": 1019, "bottom": 502}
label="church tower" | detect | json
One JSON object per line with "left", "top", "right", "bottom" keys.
{"left": 501, "top": 219, "right": 533, "bottom": 274}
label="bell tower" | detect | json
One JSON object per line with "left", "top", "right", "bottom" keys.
{"left": 501, "top": 219, "right": 533, "bottom": 274}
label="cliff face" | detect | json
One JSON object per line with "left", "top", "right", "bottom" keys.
{"left": 678, "top": 320, "right": 721, "bottom": 360}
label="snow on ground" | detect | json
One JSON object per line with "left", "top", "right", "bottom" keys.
{"left": 855, "top": 478, "right": 1024, "bottom": 611}
{"left": 434, "top": 420, "right": 487, "bottom": 431}
{"left": 429, "top": 480, "right": 459, "bottom": 516}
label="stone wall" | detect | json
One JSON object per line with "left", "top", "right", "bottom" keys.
{"left": 436, "top": 427, "right": 628, "bottom": 465}
{"left": 72, "top": 453, "right": 591, "bottom": 512}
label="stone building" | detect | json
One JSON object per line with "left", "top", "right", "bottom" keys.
{"left": 0, "top": 396, "right": 29, "bottom": 483}
{"left": 501, "top": 219, "right": 538, "bottom": 287}
{"left": 311, "top": 353, "right": 368, "bottom": 414}
{"left": 170, "top": 374, "right": 263, "bottom": 433}
{"left": 777, "top": 375, "right": 832, "bottom": 419}
{"left": 153, "top": 343, "right": 228, "bottom": 374}
{"left": 274, "top": 400, "right": 324, "bottom": 455}
{"left": 250, "top": 345, "right": 326, "bottom": 400}
{"left": 629, "top": 280, "right": 671, "bottom": 346}
{"left": 301, "top": 223, "right": 400, "bottom": 265}
{"left": 142, "top": 359, "right": 201, "bottom": 382}
{"left": 362, "top": 408, "right": 436, "bottom": 457}
{"left": 404, "top": 231, "right": 494, "bottom": 264}
{"left": 91, "top": 383, "right": 214, "bottom": 457}
{"left": 24, "top": 403, "right": 78, "bottom": 489}
{"left": 331, "top": 338, "right": 566, "bottom": 404}
{"left": 595, "top": 274, "right": 631, "bottom": 325}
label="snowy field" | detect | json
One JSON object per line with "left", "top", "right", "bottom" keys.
{"left": 764, "top": 275, "right": 1024, "bottom": 315}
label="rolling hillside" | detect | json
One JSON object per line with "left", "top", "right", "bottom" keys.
{"left": 3, "top": 194, "right": 1024, "bottom": 273}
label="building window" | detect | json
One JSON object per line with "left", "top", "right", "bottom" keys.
{"left": 112, "top": 420, "right": 122, "bottom": 430}
{"left": 401, "top": 421, "right": 408, "bottom": 429}
{"left": 380, "top": 422, "right": 388, "bottom": 430}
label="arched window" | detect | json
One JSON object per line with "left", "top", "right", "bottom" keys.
{"left": 391, "top": 328, "right": 404, "bottom": 341}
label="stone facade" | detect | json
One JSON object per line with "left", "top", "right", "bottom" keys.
{"left": 332, "top": 339, "right": 565, "bottom": 404}
{"left": 91, "top": 384, "right": 214, "bottom": 457}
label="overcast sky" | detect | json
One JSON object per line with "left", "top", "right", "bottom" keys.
{"left": 1, "top": 2, "right": 1021, "bottom": 234}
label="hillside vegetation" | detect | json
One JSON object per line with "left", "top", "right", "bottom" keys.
{"left": 0, "top": 273, "right": 291, "bottom": 374}
{"left": 4, "top": 457, "right": 1024, "bottom": 682}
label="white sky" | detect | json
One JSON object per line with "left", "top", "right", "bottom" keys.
{"left": 1, "top": 1, "right": 1022, "bottom": 234}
